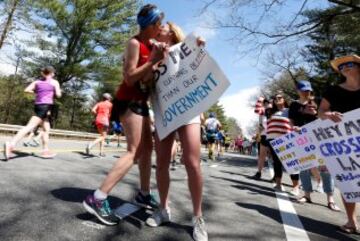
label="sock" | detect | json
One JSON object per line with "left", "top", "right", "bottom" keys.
{"left": 94, "top": 189, "right": 107, "bottom": 200}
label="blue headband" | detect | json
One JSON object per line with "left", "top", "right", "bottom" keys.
{"left": 137, "top": 8, "right": 163, "bottom": 29}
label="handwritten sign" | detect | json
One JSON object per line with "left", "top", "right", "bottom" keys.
{"left": 270, "top": 121, "right": 322, "bottom": 174}
{"left": 309, "top": 108, "right": 360, "bottom": 203}
{"left": 152, "top": 33, "right": 230, "bottom": 140}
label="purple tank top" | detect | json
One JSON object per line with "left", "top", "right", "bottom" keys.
{"left": 35, "top": 79, "right": 55, "bottom": 105}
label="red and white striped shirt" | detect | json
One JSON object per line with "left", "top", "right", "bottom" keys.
{"left": 266, "top": 109, "right": 292, "bottom": 139}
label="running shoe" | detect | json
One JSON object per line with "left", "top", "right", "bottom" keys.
{"left": 289, "top": 188, "right": 300, "bottom": 197}
{"left": 192, "top": 217, "right": 208, "bottom": 241}
{"left": 146, "top": 208, "right": 171, "bottom": 227}
{"left": 4, "top": 142, "right": 14, "bottom": 161}
{"left": 134, "top": 191, "right": 159, "bottom": 209}
{"left": 83, "top": 194, "right": 119, "bottom": 225}
{"left": 33, "top": 139, "right": 40, "bottom": 147}
{"left": 99, "top": 153, "right": 106, "bottom": 158}
{"left": 23, "top": 142, "right": 30, "bottom": 147}
{"left": 40, "top": 150, "right": 57, "bottom": 159}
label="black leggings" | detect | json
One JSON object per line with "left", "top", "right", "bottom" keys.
{"left": 268, "top": 139, "right": 299, "bottom": 180}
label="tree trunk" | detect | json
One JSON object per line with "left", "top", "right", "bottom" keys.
{"left": 0, "top": 0, "right": 20, "bottom": 50}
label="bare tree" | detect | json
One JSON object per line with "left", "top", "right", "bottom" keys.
{"left": 200, "top": 0, "right": 360, "bottom": 55}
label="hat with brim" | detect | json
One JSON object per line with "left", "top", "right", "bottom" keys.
{"left": 330, "top": 55, "right": 360, "bottom": 73}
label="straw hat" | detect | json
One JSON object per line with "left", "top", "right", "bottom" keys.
{"left": 330, "top": 54, "right": 360, "bottom": 72}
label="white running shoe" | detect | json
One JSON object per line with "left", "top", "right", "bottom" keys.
{"left": 146, "top": 208, "right": 171, "bottom": 227}
{"left": 192, "top": 217, "right": 208, "bottom": 241}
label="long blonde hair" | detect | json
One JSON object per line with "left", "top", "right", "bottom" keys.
{"left": 167, "top": 21, "right": 185, "bottom": 44}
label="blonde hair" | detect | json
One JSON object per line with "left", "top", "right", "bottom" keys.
{"left": 167, "top": 21, "right": 185, "bottom": 44}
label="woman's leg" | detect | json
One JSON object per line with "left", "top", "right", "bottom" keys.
{"left": 40, "top": 118, "right": 51, "bottom": 151}
{"left": 10, "top": 116, "right": 42, "bottom": 147}
{"left": 178, "top": 124, "right": 203, "bottom": 217}
{"left": 99, "top": 110, "right": 143, "bottom": 194}
{"left": 137, "top": 116, "right": 154, "bottom": 194}
{"left": 154, "top": 132, "right": 176, "bottom": 209}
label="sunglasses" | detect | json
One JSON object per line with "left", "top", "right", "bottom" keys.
{"left": 338, "top": 62, "right": 356, "bottom": 71}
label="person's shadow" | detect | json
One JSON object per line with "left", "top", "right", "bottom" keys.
{"left": 50, "top": 187, "right": 192, "bottom": 236}
{"left": 1, "top": 150, "right": 32, "bottom": 162}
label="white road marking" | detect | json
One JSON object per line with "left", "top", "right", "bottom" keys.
{"left": 275, "top": 191, "right": 310, "bottom": 241}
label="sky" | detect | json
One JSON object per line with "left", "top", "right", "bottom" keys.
{"left": 0, "top": 0, "right": 329, "bottom": 136}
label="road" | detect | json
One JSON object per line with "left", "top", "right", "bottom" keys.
{"left": 0, "top": 135, "right": 359, "bottom": 241}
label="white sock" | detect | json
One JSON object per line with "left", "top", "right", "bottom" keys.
{"left": 94, "top": 189, "right": 107, "bottom": 200}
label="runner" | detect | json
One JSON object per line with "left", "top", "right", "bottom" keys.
{"left": 4, "top": 66, "right": 61, "bottom": 160}
{"left": 105, "top": 121, "right": 123, "bottom": 147}
{"left": 86, "top": 93, "right": 113, "bottom": 157}
{"left": 289, "top": 80, "right": 340, "bottom": 211}
{"left": 205, "top": 112, "right": 221, "bottom": 160}
{"left": 82, "top": 4, "right": 166, "bottom": 225}
{"left": 144, "top": 22, "right": 208, "bottom": 241}
{"left": 318, "top": 54, "right": 360, "bottom": 234}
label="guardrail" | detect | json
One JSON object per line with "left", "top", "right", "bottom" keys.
{"left": 0, "top": 123, "right": 125, "bottom": 141}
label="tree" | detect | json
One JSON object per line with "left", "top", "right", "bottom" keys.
{"left": 200, "top": 0, "right": 360, "bottom": 56}
{"left": 0, "top": 0, "right": 36, "bottom": 52}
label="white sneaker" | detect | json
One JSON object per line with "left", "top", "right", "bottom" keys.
{"left": 192, "top": 217, "right": 208, "bottom": 241}
{"left": 146, "top": 208, "right": 171, "bottom": 227}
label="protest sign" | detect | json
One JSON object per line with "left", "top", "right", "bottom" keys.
{"left": 309, "top": 108, "right": 360, "bottom": 202}
{"left": 152, "top": 33, "right": 230, "bottom": 140}
{"left": 270, "top": 120, "right": 323, "bottom": 174}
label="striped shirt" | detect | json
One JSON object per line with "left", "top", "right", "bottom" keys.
{"left": 266, "top": 108, "right": 292, "bottom": 139}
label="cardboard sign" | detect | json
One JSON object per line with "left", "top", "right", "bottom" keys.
{"left": 152, "top": 33, "right": 230, "bottom": 140}
{"left": 309, "top": 108, "right": 360, "bottom": 202}
{"left": 270, "top": 121, "right": 322, "bottom": 174}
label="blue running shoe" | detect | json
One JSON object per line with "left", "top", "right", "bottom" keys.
{"left": 134, "top": 191, "right": 159, "bottom": 209}
{"left": 83, "top": 194, "right": 119, "bottom": 225}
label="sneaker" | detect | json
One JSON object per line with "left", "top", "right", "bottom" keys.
{"left": 252, "top": 171, "right": 261, "bottom": 180}
{"left": 86, "top": 144, "right": 91, "bottom": 155}
{"left": 134, "top": 191, "right": 159, "bottom": 209}
{"left": 99, "top": 153, "right": 106, "bottom": 158}
{"left": 273, "top": 184, "right": 285, "bottom": 192}
{"left": 33, "top": 139, "right": 40, "bottom": 146}
{"left": 40, "top": 150, "right": 56, "bottom": 159}
{"left": 146, "top": 208, "right": 171, "bottom": 227}
{"left": 83, "top": 194, "right": 119, "bottom": 225}
{"left": 23, "top": 142, "right": 30, "bottom": 147}
{"left": 192, "top": 217, "right": 208, "bottom": 241}
{"left": 4, "top": 142, "right": 14, "bottom": 160}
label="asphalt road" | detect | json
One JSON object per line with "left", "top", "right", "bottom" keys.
{"left": 0, "top": 135, "right": 359, "bottom": 241}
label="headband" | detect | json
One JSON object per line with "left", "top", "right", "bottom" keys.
{"left": 137, "top": 8, "right": 163, "bottom": 29}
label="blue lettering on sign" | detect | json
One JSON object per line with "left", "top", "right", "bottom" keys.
{"left": 161, "top": 72, "right": 219, "bottom": 127}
